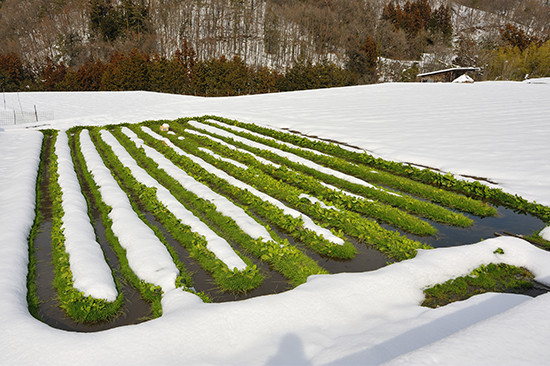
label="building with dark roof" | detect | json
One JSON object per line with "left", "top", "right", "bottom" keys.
{"left": 417, "top": 67, "right": 480, "bottom": 82}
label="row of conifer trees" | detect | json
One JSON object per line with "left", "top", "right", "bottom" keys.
{"left": 0, "top": 42, "right": 362, "bottom": 96}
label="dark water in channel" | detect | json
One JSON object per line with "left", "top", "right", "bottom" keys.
{"left": 409, "top": 205, "right": 546, "bottom": 248}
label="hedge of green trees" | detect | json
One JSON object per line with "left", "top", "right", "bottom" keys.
{"left": 0, "top": 46, "right": 355, "bottom": 96}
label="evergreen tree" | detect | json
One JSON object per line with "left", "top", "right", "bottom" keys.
{"left": 120, "top": 0, "right": 149, "bottom": 36}
{"left": 382, "top": 2, "right": 398, "bottom": 25}
{"left": 192, "top": 56, "right": 250, "bottom": 96}
{"left": 486, "top": 40, "right": 550, "bottom": 80}
{"left": 100, "top": 51, "right": 126, "bottom": 90}
{"left": 148, "top": 54, "right": 169, "bottom": 92}
{"left": 500, "top": 24, "right": 540, "bottom": 51}
{"left": 315, "top": 60, "right": 352, "bottom": 88}
{"left": 0, "top": 52, "right": 24, "bottom": 91}
{"left": 346, "top": 35, "right": 378, "bottom": 84}
{"left": 279, "top": 58, "right": 320, "bottom": 91}
{"left": 121, "top": 49, "right": 150, "bottom": 90}
{"left": 41, "top": 59, "right": 68, "bottom": 91}
{"left": 382, "top": 0, "right": 433, "bottom": 37}
{"left": 429, "top": 5, "right": 452, "bottom": 42}
{"left": 191, "top": 59, "right": 209, "bottom": 96}
{"left": 225, "top": 56, "right": 250, "bottom": 95}
{"left": 166, "top": 56, "right": 189, "bottom": 94}
{"left": 74, "top": 58, "right": 106, "bottom": 91}
{"left": 171, "top": 40, "right": 196, "bottom": 94}
{"left": 89, "top": 0, "right": 123, "bottom": 42}
{"left": 250, "top": 66, "right": 280, "bottom": 94}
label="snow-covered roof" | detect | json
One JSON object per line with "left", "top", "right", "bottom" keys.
{"left": 452, "top": 74, "right": 474, "bottom": 83}
{"left": 417, "top": 67, "right": 480, "bottom": 78}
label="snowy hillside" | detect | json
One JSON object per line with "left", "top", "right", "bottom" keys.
{"left": 1, "top": 80, "right": 550, "bottom": 365}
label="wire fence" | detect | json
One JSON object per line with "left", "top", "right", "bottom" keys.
{"left": 0, "top": 108, "right": 54, "bottom": 126}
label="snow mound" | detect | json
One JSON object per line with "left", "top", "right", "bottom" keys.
{"left": 452, "top": 74, "right": 474, "bottom": 83}
{"left": 524, "top": 77, "right": 550, "bottom": 84}
{"left": 540, "top": 226, "right": 550, "bottom": 241}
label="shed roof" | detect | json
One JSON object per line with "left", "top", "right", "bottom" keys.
{"left": 417, "top": 67, "right": 480, "bottom": 78}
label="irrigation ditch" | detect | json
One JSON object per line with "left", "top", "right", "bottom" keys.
{"left": 26, "top": 117, "right": 550, "bottom": 331}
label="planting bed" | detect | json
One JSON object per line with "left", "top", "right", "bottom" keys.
{"left": 29, "top": 116, "right": 549, "bottom": 331}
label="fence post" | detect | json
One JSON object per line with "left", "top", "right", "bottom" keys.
{"left": 13, "top": 110, "right": 16, "bottom": 125}
{"left": 34, "top": 105, "right": 38, "bottom": 122}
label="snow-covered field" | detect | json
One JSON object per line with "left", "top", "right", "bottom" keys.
{"left": 1, "top": 80, "right": 550, "bottom": 365}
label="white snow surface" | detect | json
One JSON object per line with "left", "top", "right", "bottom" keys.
{"left": 142, "top": 126, "right": 345, "bottom": 245}
{"left": 320, "top": 181, "right": 370, "bottom": 201}
{"left": 120, "top": 127, "right": 271, "bottom": 243}
{"left": 1, "top": 82, "right": 550, "bottom": 365}
{"left": 206, "top": 118, "right": 329, "bottom": 156}
{"left": 185, "top": 127, "right": 282, "bottom": 168}
{"left": 55, "top": 132, "right": 118, "bottom": 301}
{"left": 197, "top": 146, "right": 249, "bottom": 169}
{"left": 299, "top": 193, "right": 340, "bottom": 211}
{"left": 102, "top": 129, "right": 247, "bottom": 271}
{"left": 80, "top": 130, "right": 180, "bottom": 291}
{"left": 452, "top": 74, "right": 474, "bottom": 83}
{"left": 189, "top": 120, "right": 381, "bottom": 190}
{"left": 524, "top": 77, "right": 550, "bottom": 84}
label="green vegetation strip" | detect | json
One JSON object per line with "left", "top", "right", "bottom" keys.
{"left": 179, "top": 123, "right": 437, "bottom": 236}
{"left": 130, "top": 125, "right": 354, "bottom": 261}
{"left": 525, "top": 232, "right": 550, "bottom": 251}
{"left": 205, "top": 117, "right": 550, "bottom": 224}
{"left": 92, "top": 127, "right": 263, "bottom": 293}
{"left": 71, "top": 128, "right": 165, "bottom": 317}
{"left": 422, "top": 262, "right": 535, "bottom": 308}
{"left": 181, "top": 119, "right": 474, "bottom": 228}
{"left": 111, "top": 126, "right": 326, "bottom": 286}
{"left": 89, "top": 129, "right": 201, "bottom": 293}
{"left": 203, "top": 116, "right": 498, "bottom": 218}
{"left": 149, "top": 123, "right": 429, "bottom": 261}
{"left": 50, "top": 131, "right": 124, "bottom": 322}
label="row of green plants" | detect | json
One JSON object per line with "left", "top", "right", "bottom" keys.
{"left": 180, "top": 119, "right": 474, "bottom": 229}
{"left": 49, "top": 131, "right": 125, "bottom": 322}
{"left": 88, "top": 130, "right": 204, "bottom": 294}
{"left": 70, "top": 129, "right": 167, "bottom": 318}
{"left": 199, "top": 117, "right": 497, "bottom": 219}
{"left": 149, "top": 124, "right": 429, "bottom": 261}
{"left": 204, "top": 116, "right": 550, "bottom": 225}
{"left": 132, "top": 123, "right": 357, "bottom": 261}
{"left": 111, "top": 126, "right": 327, "bottom": 286}
{"left": 422, "top": 261, "right": 535, "bottom": 308}
{"left": 178, "top": 125, "right": 437, "bottom": 237}
{"left": 524, "top": 233, "right": 550, "bottom": 251}
{"left": 89, "top": 128, "right": 263, "bottom": 293}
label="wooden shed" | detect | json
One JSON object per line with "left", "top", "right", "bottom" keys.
{"left": 417, "top": 67, "right": 480, "bottom": 83}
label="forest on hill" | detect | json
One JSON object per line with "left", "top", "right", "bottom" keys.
{"left": 0, "top": 0, "right": 549, "bottom": 95}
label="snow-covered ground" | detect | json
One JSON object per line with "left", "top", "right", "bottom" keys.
{"left": 1, "top": 80, "right": 550, "bottom": 365}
